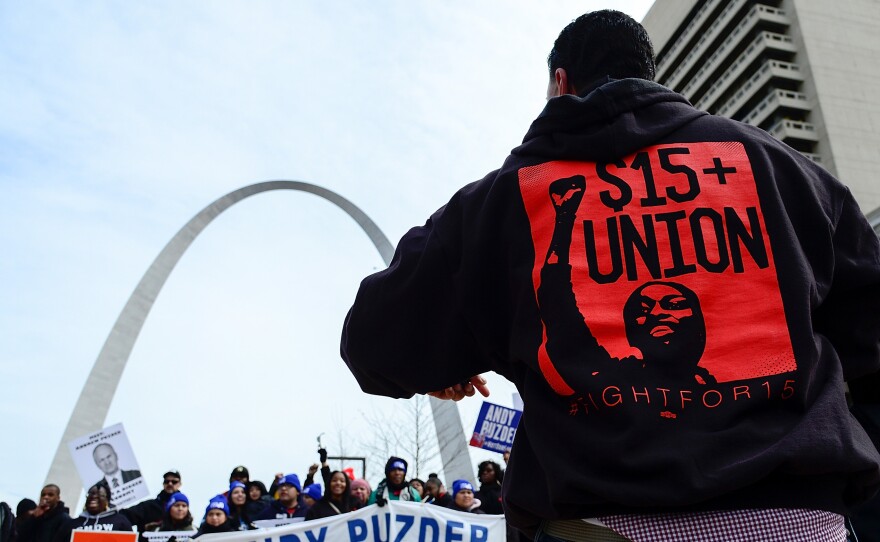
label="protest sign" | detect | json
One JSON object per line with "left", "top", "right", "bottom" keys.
{"left": 200, "top": 501, "right": 504, "bottom": 542}
{"left": 252, "top": 518, "right": 304, "bottom": 529}
{"left": 469, "top": 402, "right": 522, "bottom": 453}
{"left": 71, "top": 530, "right": 137, "bottom": 542}
{"left": 143, "top": 532, "right": 194, "bottom": 542}
{"left": 67, "top": 423, "right": 149, "bottom": 507}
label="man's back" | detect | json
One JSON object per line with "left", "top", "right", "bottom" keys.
{"left": 340, "top": 10, "right": 880, "bottom": 540}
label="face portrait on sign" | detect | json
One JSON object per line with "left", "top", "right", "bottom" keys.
{"left": 92, "top": 443, "right": 119, "bottom": 475}
{"left": 68, "top": 423, "right": 148, "bottom": 510}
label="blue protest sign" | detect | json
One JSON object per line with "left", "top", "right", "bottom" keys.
{"left": 469, "top": 402, "right": 522, "bottom": 453}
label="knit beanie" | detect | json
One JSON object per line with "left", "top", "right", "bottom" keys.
{"left": 452, "top": 480, "right": 474, "bottom": 498}
{"left": 350, "top": 479, "right": 371, "bottom": 494}
{"left": 303, "top": 484, "right": 322, "bottom": 501}
{"left": 277, "top": 474, "right": 302, "bottom": 493}
{"left": 229, "top": 481, "right": 246, "bottom": 493}
{"left": 17, "top": 499, "right": 37, "bottom": 517}
{"left": 165, "top": 492, "right": 189, "bottom": 513}
{"left": 205, "top": 495, "right": 229, "bottom": 517}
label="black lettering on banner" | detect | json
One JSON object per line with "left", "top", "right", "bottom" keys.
{"left": 583, "top": 218, "right": 623, "bottom": 284}
{"left": 726, "top": 207, "right": 768, "bottom": 272}
{"left": 703, "top": 157, "right": 737, "bottom": 185}
{"left": 620, "top": 214, "right": 661, "bottom": 280}
{"left": 654, "top": 210, "right": 696, "bottom": 277}
{"left": 596, "top": 160, "right": 632, "bottom": 212}
{"left": 582, "top": 207, "right": 769, "bottom": 282}
{"left": 690, "top": 208, "right": 729, "bottom": 273}
{"left": 658, "top": 147, "right": 700, "bottom": 203}
{"left": 567, "top": 380, "right": 797, "bottom": 416}
{"left": 631, "top": 152, "right": 667, "bottom": 207}
{"left": 579, "top": 147, "right": 770, "bottom": 283}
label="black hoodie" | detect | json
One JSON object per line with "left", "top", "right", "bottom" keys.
{"left": 341, "top": 78, "right": 880, "bottom": 533}
{"left": 53, "top": 509, "right": 132, "bottom": 542}
{"left": 17, "top": 503, "right": 70, "bottom": 542}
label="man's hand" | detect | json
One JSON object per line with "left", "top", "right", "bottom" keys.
{"left": 428, "top": 375, "right": 490, "bottom": 401}
{"left": 308, "top": 463, "right": 319, "bottom": 476}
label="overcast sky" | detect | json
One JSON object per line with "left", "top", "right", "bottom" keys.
{"left": 0, "top": 1, "right": 654, "bottom": 512}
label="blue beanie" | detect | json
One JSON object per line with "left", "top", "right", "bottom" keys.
{"left": 165, "top": 492, "right": 189, "bottom": 513}
{"left": 205, "top": 495, "right": 230, "bottom": 517}
{"left": 277, "top": 474, "right": 302, "bottom": 492}
{"left": 451, "top": 480, "right": 474, "bottom": 498}
{"left": 229, "top": 481, "right": 246, "bottom": 493}
{"left": 303, "top": 483, "right": 322, "bottom": 501}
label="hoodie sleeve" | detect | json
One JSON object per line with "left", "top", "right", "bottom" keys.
{"left": 814, "top": 188, "right": 880, "bottom": 388}
{"left": 341, "top": 176, "right": 509, "bottom": 398}
{"left": 341, "top": 217, "right": 486, "bottom": 397}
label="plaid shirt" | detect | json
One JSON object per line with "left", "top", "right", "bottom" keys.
{"left": 599, "top": 509, "right": 846, "bottom": 541}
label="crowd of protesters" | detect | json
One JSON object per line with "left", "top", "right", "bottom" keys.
{"left": 0, "top": 449, "right": 510, "bottom": 542}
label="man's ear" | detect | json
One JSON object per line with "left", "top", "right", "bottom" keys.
{"left": 553, "top": 68, "right": 577, "bottom": 97}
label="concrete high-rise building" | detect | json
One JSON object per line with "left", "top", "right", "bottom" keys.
{"left": 642, "top": 0, "right": 880, "bottom": 231}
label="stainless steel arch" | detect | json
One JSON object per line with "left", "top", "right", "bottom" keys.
{"left": 46, "top": 180, "right": 474, "bottom": 500}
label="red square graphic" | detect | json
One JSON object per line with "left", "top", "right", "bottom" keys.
{"left": 518, "top": 142, "right": 795, "bottom": 395}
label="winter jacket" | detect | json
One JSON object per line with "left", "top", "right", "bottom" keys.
{"left": 153, "top": 517, "right": 195, "bottom": 532}
{"left": 425, "top": 493, "right": 452, "bottom": 508}
{"left": 341, "top": 77, "right": 880, "bottom": 533}
{"left": 367, "top": 481, "right": 421, "bottom": 505}
{"left": 446, "top": 499, "right": 484, "bottom": 515}
{"left": 0, "top": 502, "right": 14, "bottom": 542}
{"left": 255, "top": 499, "right": 308, "bottom": 520}
{"left": 475, "top": 484, "right": 503, "bottom": 515}
{"left": 121, "top": 491, "right": 172, "bottom": 533}
{"left": 17, "top": 504, "right": 70, "bottom": 542}
{"left": 304, "top": 495, "right": 360, "bottom": 521}
{"left": 192, "top": 521, "right": 233, "bottom": 538}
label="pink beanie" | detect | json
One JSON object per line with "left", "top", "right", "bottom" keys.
{"left": 350, "top": 478, "right": 371, "bottom": 493}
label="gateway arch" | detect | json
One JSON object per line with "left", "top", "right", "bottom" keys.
{"left": 46, "top": 180, "right": 473, "bottom": 498}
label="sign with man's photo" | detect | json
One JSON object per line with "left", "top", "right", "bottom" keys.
{"left": 68, "top": 423, "right": 149, "bottom": 507}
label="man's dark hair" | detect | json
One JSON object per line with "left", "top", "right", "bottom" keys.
{"left": 42, "top": 484, "right": 60, "bottom": 494}
{"left": 548, "top": 10, "right": 655, "bottom": 92}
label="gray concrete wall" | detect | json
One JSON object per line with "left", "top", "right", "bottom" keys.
{"left": 642, "top": 0, "right": 700, "bottom": 56}
{"left": 790, "top": 0, "right": 880, "bottom": 214}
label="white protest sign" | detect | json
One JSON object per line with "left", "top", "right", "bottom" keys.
{"left": 67, "top": 423, "right": 150, "bottom": 508}
{"left": 143, "top": 532, "right": 195, "bottom": 542}
{"left": 200, "top": 501, "right": 504, "bottom": 542}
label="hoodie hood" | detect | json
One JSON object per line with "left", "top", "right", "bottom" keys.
{"left": 513, "top": 78, "right": 706, "bottom": 163}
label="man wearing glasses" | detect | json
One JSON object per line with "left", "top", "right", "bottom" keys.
{"left": 121, "top": 470, "right": 182, "bottom": 535}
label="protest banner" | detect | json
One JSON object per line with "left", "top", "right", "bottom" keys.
{"left": 67, "top": 423, "right": 149, "bottom": 507}
{"left": 143, "top": 532, "right": 194, "bottom": 542}
{"left": 252, "top": 518, "right": 304, "bottom": 529}
{"left": 71, "top": 530, "right": 137, "bottom": 542}
{"left": 469, "top": 402, "right": 522, "bottom": 453}
{"left": 199, "top": 501, "right": 504, "bottom": 542}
